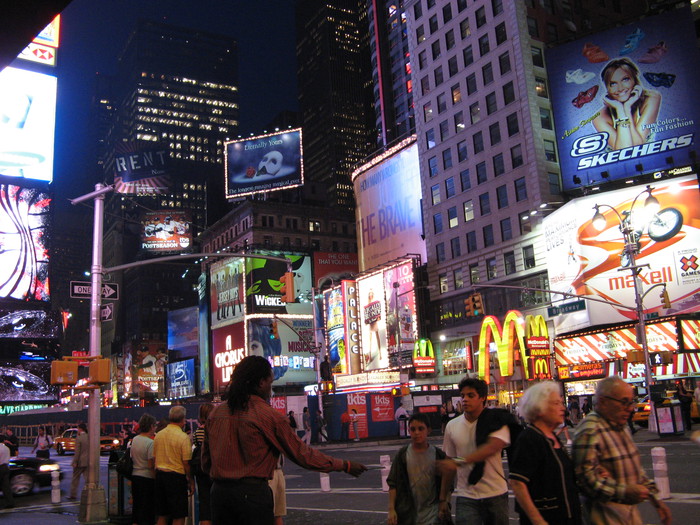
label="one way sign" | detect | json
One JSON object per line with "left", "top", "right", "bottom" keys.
{"left": 101, "top": 303, "right": 114, "bottom": 322}
{"left": 70, "top": 281, "right": 120, "bottom": 300}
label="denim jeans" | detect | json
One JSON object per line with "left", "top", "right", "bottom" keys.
{"left": 455, "top": 493, "right": 509, "bottom": 525}
{"left": 211, "top": 479, "right": 274, "bottom": 525}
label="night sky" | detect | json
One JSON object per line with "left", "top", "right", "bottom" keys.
{"left": 53, "top": 0, "right": 298, "bottom": 203}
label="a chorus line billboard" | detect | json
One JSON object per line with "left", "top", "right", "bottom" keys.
{"left": 225, "top": 128, "right": 303, "bottom": 198}
{"left": 352, "top": 138, "right": 426, "bottom": 271}
{"left": 546, "top": 7, "right": 700, "bottom": 191}
{"left": 140, "top": 210, "right": 191, "bottom": 253}
{"left": 543, "top": 176, "right": 700, "bottom": 333}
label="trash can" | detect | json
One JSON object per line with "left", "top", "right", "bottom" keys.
{"left": 653, "top": 400, "right": 685, "bottom": 436}
{"left": 398, "top": 415, "right": 409, "bottom": 437}
{"left": 108, "top": 450, "right": 132, "bottom": 524}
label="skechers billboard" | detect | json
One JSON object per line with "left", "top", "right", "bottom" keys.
{"left": 546, "top": 7, "right": 700, "bottom": 191}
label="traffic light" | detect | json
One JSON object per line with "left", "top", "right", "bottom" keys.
{"left": 660, "top": 288, "right": 672, "bottom": 308}
{"left": 279, "top": 272, "right": 295, "bottom": 302}
{"left": 472, "top": 293, "right": 484, "bottom": 315}
{"left": 464, "top": 297, "right": 474, "bottom": 317}
{"left": 270, "top": 321, "right": 279, "bottom": 340}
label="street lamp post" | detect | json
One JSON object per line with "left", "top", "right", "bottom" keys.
{"left": 591, "top": 185, "right": 660, "bottom": 391}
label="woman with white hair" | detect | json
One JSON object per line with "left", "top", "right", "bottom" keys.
{"left": 509, "top": 381, "right": 582, "bottom": 525}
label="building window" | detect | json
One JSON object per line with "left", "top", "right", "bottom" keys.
{"left": 442, "top": 148, "right": 453, "bottom": 169}
{"left": 436, "top": 242, "right": 446, "bottom": 263}
{"left": 445, "top": 29, "right": 456, "bottom": 50}
{"left": 515, "top": 176, "right": 528, "bottom": 201}
{"left": 544, "top": 139, "right": 557, "bottom": 162}
{"left": 548, "top": 172, "right": 561, "bottom": 195}
{"left": 470, "top": 263, "right": 480, "bottom": 284}
{"left": 504, "top": 250, "right": 516, "bottom": 274}
{"left": 484, "top": 225, "right": 495, "bottom": 247}
{"left": 540, "top": 107, "right": 552, "bottom": 129}
{"left": 527, "top": 17, "right": 539, "bottom": 38}
{"left": 492, "top": 0, "right": 504, "bottom": 16}
{"left": 482, "top": 63, "right": 494, "bottom": 85}
{"left": 499, "top": 52, "right": 511, "bottom": 75}
{"left": 479, "top": 193, "right": 491, "bottom": 215}
{"left": 454, "top": 268, "right": 464, "bottom": 289}
{"left": 439, "top": 273, "right": 448, "bottom": 293}
{"left": 493, "top": 153, "right": 505, "bottom": 176}
{"left": 489, "top": 122, "right": 501, "bottom": 145}
{"left": 460, "top": 169, "right": 471, "bottom": 191}
{"left": 431, "top": 40, "right": 441, "bottom": 60}
{"left": 460, "top": 18, "right": 471, "bottom": 39}
{"left": 519, "top": 211, "right": 532, "bottom": 234}
{"left": 495, "top": 22, "right": 507, "bottom": 45}
{"left": 439, "top": 120, "right": 450, "bottom": 141}
{"left": 473, "top": 132, "right": 484, "bottom": 154}
{"left": 463, "top": 199, "right": 474, "bottom": 221}
{"left": 547, "top": 22, "right": 558, "bottom": 42}
{"left": 496, "top": 184, "right": 508, "bottom": 208}
{"left": 426, "top": 129, "right": 436, "bottom": 149}
{"left": 433, "top": 213, "right": 444, "bottom": 234}
{"left": 476, "top": 6, "right": 487, "bottom": 27}
{"left": 451, "top": 236, "right": 461, "bottom": 257}
{"left": 431, "top": 184, "right": 441, "bottom": 205}
{"left": 434, "top": 66, "right": 444, "bottom": 86}
{"left": 437, "top": 93, "right": 447, "bottom": 113}
{"left": 457, "top": 140, "right": 468, "bottom": 162}
{"left": 476, "top": 161, "right": 488, "bottom": 184}
{"left": 445, "top": 177, "right": 456, "bottom": 198}
{"left": 421, "top": 76, "right": 430, "bottom": 96}
{"left": 469, "top": 102, "right": 481, "bottom": 124}
{"left": 451, "top": 84, "right": 462, "bottom": 105}
{"left": 486, "top": 256, "right": 497, "bottom": 279}
{"left": 416, "top": 25, "right": 425, "bottom": 44}
{"left": 458, "top": 0, "right": 468, "bottom": 12}
{"left": 466, "top": 231, "right": 477, "bottom": 253}
{"left": 531, "top": 46, "right": 544, "bottom": 67}
{"left": 511, "top": 144, "right": 524, "bottom": 168}
{"left": 419, "top": 50, "right": 428, "bottom": 70}
{"left": 523, "top": 244, "right": 536, "bottom": 269}
{"left": 428, "top": 156, "right": 439, "bottom": 177}
{"left": 429, "top": 14, "right": 439, "bottom": 34}
{"left": 535, "top": 77, "right": 548, "bottom": 98}
{"left": 466, "top": 73, "right": 477, "bottom": 95}
{"left": 309, "top": 220, "right": 321, "bottom": 232}
{"left": 423, "top": 102, "right": 434, "bottom": 122}
{"left": 414, "top": 2, "right": 423, "bottom": 19}
{"left": 506, "top": 112, "right": 519, "bottom": 136}
{"left": 455, "top": 111, "right": 465, "bottom": 132}
{"left": 486, "top": 92, "right": 497, "bottom": 114}
{"left": 501, "top": 218, "right": 513, "bottom": 241}
{"left": 503, "top": 81, "right": 515, "bottom": 104}
{"left": 448, "top": 206, "right": 458, "bottom": 228}
{"left": 443, "top": 3, "right": 453, "bottom": 22}
{"left": 478, "top": 34, "right": 490, "bottom": 56}
{"left": 463, "top": 45, "right": 474, "bottom": 67}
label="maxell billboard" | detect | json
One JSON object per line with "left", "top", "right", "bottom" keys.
{"left": 140, "top": 210, "right": 192, "bottom": 253}
{"left": 546, "top": 7, "right": 700, "bottom": 191}
{"left": 352, "top": 137, "right": 426, "bottom": 271}
{"left": 225, "top": 128, "right": 303, "bottom": 198}
{"left": 543, "top": 176, "right": 700, "bottom": 333}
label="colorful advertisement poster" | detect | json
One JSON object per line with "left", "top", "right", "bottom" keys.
{"left": 245, "top": 254, "right": 312, "bottom": 315}
{"left": 357, "top": 273, "right": 389, "bottom": 371}
{"left": 313, "top": 251, "right": 358, "bottom": 289}
{"left": 113, "top": 144, "right": 171, "bottom": 194}
{"left": 370, "top": 394, "right": 393, "bottom": 422}
{"left": 543, "top": 176, "right": 700, "bottom": 333}
{"left": 0, "top": 67, "right": 56, "bottom": 183}
{"left": 270, "top": 395, "right": 287, "bottom": 417}
{"left": 225, "top": 128, "right": 303, "bottom": 198}
{"left": 546, "top": 7, "right": 700, "bottom": 191}
{"left": 352, "top": 138, "right": 426, "bottom": 271}
{"left": 167, "top": 306, "right": 198, "bottom": 358}
{"left": 346, "top": 392, "right": 368, "bottom": 439}
{"left": 140, "top": 210, "right": 191, "bottom": 253}
{"left": 343, "top": 280, "right": 362, "bottom": 375}
{"left": 211, "top": 321, "right": 245, "bottom": 393}
{"left": 0, "top": 185, "right": 50, "bottom": 304}
{"left": 197, "top": 273, "right": 211, "bottom": 394}
{"left": 383, "top": 262, "right": 417, "bottom": 368}
{"left": 133, "top": 344, "right": 168, "bottom": 395}
{"left": 325, "top": 287, "right": 347, "bottom": 374}
{"left": 0, "top": 310, "right": 60, "bottom": 338}
{"left": 166, "top": 359, "right": 196, "bottom": 398}
{"left": 210, "top": 257, "right": 245, "bottom": 329}
{"left": 0, "top": 360, "right": 57, "bottom": 401}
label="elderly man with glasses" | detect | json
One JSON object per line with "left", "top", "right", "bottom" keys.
{"left": 573, "top": 376, "right": 672, "bottom": 525}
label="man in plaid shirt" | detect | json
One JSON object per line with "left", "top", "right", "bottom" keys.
{"left": 573, "top": 376, "right": 671, "bottom": 525}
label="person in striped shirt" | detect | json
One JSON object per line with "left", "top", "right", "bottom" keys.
{"left": 202, "top": 355, "right": 367, "bottom": 525}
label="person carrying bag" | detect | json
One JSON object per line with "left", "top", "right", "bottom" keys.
{"left": 32, "top": 427, "right": 53, "bottom": 459}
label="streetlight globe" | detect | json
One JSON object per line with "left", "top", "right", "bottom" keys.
{"left": 644, "top": 192, "right": 660, "bottom": 214}
{"left": 591, "top": 206, "right": 607, "bottom": 231}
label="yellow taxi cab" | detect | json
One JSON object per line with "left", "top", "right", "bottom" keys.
{"left": 54, "top": 428, "right": 122, "bottom": 455}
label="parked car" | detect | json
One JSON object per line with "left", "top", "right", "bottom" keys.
{"left": 8, "top": 456, "right": 62, "bottom": 496}
{"left": 54, "top": 428, "right": 122, "bottom": 455}
{"left": 632, "top": 397, "right": 652, "bottom": 427}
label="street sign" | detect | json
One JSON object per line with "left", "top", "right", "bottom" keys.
{"left": 70, "top": 281, "right": 119, "bottom": 300}
{"left": 547, "top": 299, "right": 586, "bottom": 317}
{"left": 101, "top": 303, "right": 114, "bottom": 322}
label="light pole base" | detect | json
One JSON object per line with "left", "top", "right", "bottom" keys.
{"left": 79, "top": 484, "right": 108, "bottom": 524}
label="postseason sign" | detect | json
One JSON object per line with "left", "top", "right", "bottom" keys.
{"left": 546, "top": 7, "right": 700, "bottom": 191}
{"left": 140, "top": 210, "right": 192, "bottom": 253}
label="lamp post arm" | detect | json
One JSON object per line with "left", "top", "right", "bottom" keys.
{"left": 641, "top": 283, "right": 666, "bottom": 303}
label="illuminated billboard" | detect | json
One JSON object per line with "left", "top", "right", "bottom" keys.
{"left": 0, "top": 360, "right": 57, "bottom": 402}
{"left": 352, "top": 137, "right": 426, "bottom": 271}
{"left": 210, "top": 257, "right": 245, "bottom": 329}
{"left": 245, "top": 254, "right": 312, "bottom": 315}
{"left": 133, "top": 344, "right": 167, "bottom": 395}
{"left": 225, "top": 128, "right": 303, "bottom": 198}
{"left": 357, "top": 272, "right": 389, "bottom": 371}
{"left": 113, "top": 144, "right": 171, "bottom": 195}
{"left": 546, "top": 7, "right": 700, "bottom": 191}
{"left": 166, "top": 359, "right": 196, "bottom": 398}
{"left": 18, "top": 15, "right": 61, "bottom": 67}
{"left": 0, "top": 310, "right": 61, "bottom": 338}
{"left": 383, "top": 261, "right": 417, "bottom": 368}
{"left": 0, "top": 184, "right": 50, "bottom": 303}
{"left": 212, "top": 321, "right": 245, "bottom": 393}
{"left": 313, "top": 251, "right": 358, "bottom": 289}
{"left": 140, "top": 210, "right": 191, "bottom": 253}
{"left": 0, "top": 67, "right": 56, "bottom": 182}
{"left": 543, "top": 176, "right": 700, "bottom": 333}
{"left": 167, "top": 306, "right": 198, "bottom": 358}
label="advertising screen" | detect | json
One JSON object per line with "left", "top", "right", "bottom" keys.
{"left": 357, "top": 272, "right": 389, "bottom": 371}
{"left": 0, "top": 360, "right": 57, "bottom": 402}
{"left": 313, "top": 251, "right": 358, "bottom": 290}
{"left": 543, "top": 176, "right": 700, "bottom": 333}
{"left": 245, "top": 254, "right": 312, "bottom": 315}
{"left": 113, "top": 144, "right": 171, "bottom": 195}
{"left": 0, "top": 67, "right": 56, "bottom": 183}
{"left": 352, "top": 138, "right": 426, "bottom": 271}
{"left": 133, "top": 344, "right": 167, "bottom": 395}
{"left": 210, "top": 257, "right": 245, "bottom": 329}
{"left": 197, "top": 273, "right": 211, "bottom": 394}
{"left": 167, "top": 306, "right": 198, "bottom": 358}
{"left": 225, "top": 128, "right": 303, "bottom": 198}
{"left": 0, "top": 309, "right": 61, "bottom": 338}
{"left": 166, "top": 359, "right": 196, "bottom": 398}
{"left": 211, "top": 321, "right": 245, "bottom": 393}
{"left": 325, "top": 287, "right": 348, "bottom": 374}
{"left": 546, "top": 7, "right": 700, "bottom": 191}
{"left": 140, "top": 210, "right": 191, "bottom": 253}
{"left": 0, "top": 184, "right": 50, "bottom": 303}
{"left": 383, "top": 262, "right": 417, "bottom": 368}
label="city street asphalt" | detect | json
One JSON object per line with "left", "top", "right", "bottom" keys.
{"left": 2, "top": 427, "right": 699, "bottom": 524}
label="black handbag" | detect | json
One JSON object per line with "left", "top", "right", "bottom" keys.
{"left": 116, "top": 449, "right": 133, "bottom": 480}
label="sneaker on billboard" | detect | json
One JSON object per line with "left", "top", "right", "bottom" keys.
{"left": 643, "top": 71, "right": 676, "bottom": 88}
{"left": 566, "top": 68, "right": 596, "bottom": 84}
{"left": 582, "top": 43, "right": 609, "bottom": 63}
{"left": 571, "top": 85, "right": 599, "bottom": 108}
{"left": 620, "top": 28, "right": 645, "bottom": 55}
{"left": 639, "top": 41, "right": 668, "bottom": 63}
